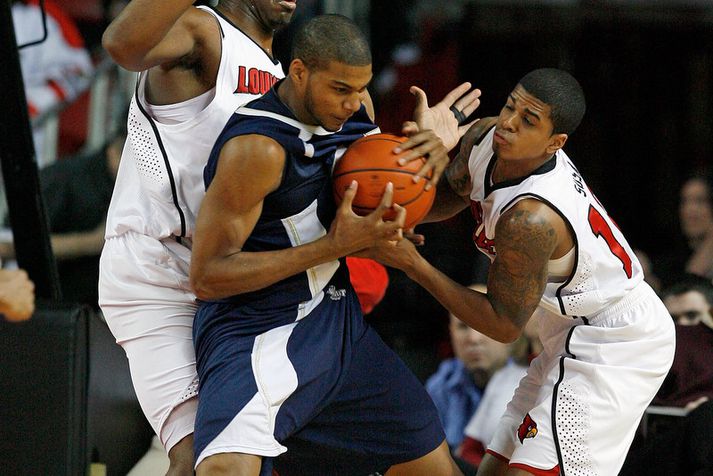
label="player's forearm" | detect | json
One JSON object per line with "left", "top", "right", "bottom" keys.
{"left": 404, "top": 256, "right": 521, "bottom": 343}
{"left": 50, "top": 230, "right": 105, "bottom": 259}
{"left": 421, "top": 183, "right": 469, "bottom": 223}
{"left": 102, "top": 0, "right": 196, "bottom": 70}
{"left": 190, "top": 237, "right": 344, "bottom": 301}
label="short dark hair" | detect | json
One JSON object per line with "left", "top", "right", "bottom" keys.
{"left": 291, "top": 14, "right": 371, "bottom": 71}
{"left": 661, "top": 273, "right": 713, "bottom": 306}
{"left": 518, "top": 68, "right": 586, "bottom": 135}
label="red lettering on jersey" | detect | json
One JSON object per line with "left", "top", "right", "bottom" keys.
{"left": 588, "top": 205, "right": 633, "bottom": 278}
{"left": 234, "top": 67, "right": 279, "bottom": 95}
{"left": 470, "top": 200, "right": 496, "bottom": 257}
{"left": 235, "top": 66, "right": 249, "bottom": 94}
{"left": 248, "top": 68, "right": 260, "bottom": 94}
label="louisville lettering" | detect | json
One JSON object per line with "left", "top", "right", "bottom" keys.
{"left": 234, "top": 66, "right": 280, "bottom": 95}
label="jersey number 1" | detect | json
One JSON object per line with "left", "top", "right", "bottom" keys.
{"left": 588, "top": 205, "right": 633, "bottom": 278}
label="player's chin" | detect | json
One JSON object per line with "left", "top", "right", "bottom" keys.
{"left": 323, "top": 119, "right": 347, "bottom": 132}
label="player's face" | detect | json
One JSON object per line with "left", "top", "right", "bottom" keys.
{"left": 679, "top": 178, "right": 713, "bottom": 241}
{"left": 250, "top": 0, "right": 296, "bottom": 30}
{"left": 449, "top": 316, "right": 510, "bottom": 375}
{"left": 303, "top": 60, "right": 372, "bottom": 132}
{"left": 664, "top": 291, "right": 713, "bottom": 328}
{"left": 493, "top": 85, "right": 564, "bottom": 165}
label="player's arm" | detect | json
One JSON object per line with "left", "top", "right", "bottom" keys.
{"left": 190, "top": 136, "right": 404, "bottom": 300}
{"left": 102, "top": 1, "right": 214, "bottom": 72}
{"left": 373, "top": 199, "right": 558, "bottom": 342}
{"left": 421, "top": 117, "right": 498, "bottom": 223}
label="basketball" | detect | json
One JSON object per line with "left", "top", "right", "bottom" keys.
{"left": 333, "top": 133, "right": 435, "bottom": 229}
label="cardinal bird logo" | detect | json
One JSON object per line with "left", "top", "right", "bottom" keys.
{"left": 517, "top": 413, "right": 538, "bottom": 443}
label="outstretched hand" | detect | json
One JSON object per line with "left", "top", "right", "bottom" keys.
{"left": 392, "top": 82, "right": 481, "bottom": 189}
{"left": 411, "top": 82, "right": 481, "bottom": 151}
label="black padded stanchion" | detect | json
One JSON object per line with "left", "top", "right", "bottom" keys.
{"left": 0, "top": 302, "right": 89, "bottom": 475}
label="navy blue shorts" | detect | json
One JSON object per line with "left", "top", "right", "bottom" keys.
{"left": 193, "top": 289, "right": 444, "bottom": 474}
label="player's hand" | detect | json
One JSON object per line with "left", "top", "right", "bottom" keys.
{"left": 404, "top": 228, "right": 425, "bottom": 246}
{"left": 0, "top": 269, "right": 35, "bottom": 322}
{"left": 410, "top": 82, "right": 482, "bottom": 151}
{"left": 358, "top": 231, "right": 421, "bottom": 271}
{"left": 330, "top": 181, "right": 406, "bottom": 255}
{"left": 394, "top": 127, "right": 449, "bottom": 190}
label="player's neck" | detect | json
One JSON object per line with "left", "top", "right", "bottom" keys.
{"left": 492, "top": 153, "right": 554, "bottom": 184}
{"left": 216, "top": 3, "right": 275, "bottom": 55}
{"left": 276, "top": 80, "right": 310, "bottom": 125}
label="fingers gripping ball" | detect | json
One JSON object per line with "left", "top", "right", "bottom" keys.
{"left": 333, "top": 133, "right": 435, "bottom": 229}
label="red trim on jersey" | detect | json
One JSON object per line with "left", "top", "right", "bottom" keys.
{"left": 27, "top": 0, "right": 86, "bottom": 48}
{"left": 510, "top": 462, "right": 561, "bottom": 476}
{"left": 485, "top": 449, "right": 510, "bottom": 463}
{"left": 47, "top": 79, "right": 67, "bottom": 101}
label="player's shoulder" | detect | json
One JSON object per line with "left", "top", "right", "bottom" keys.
{"left": 462, "top": 116, "right": 497, "bottom": 152}
{"left": 177, "top": 6, "right": 222, "bottom": 42}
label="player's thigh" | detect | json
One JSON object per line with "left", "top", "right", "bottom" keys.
{"left": 385, "top": 440, "right": 462, "bottom": 476}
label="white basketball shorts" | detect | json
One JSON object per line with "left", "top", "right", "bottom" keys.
{"left": 486, "top": 281, "right": 675, "bottom": 476}
{"left": 99, "top": 231, "right": 198, "bottom": 452}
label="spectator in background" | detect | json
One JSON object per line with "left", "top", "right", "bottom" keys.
{"left": 656, "top": 275, "right": 713, "bottom": 408}
{"left": 0, "top": 129, "right": 124, "bottom": 309}
{"left": 0, "top": 268, "right": 35, "bottom": 322}
{"left": 0, "top": 0, "right": 93, "bottom": 225}
{"left": 656, "top": 173, "right": 713, "bottom": 287}
{"left": 457, "top": 309, "right": 542, "bottom": 470}
{"left": 425, "top": 284, "right": 512, "bottom": 452}
{"left": 39, "top": 129, "right": 123, "bottom": 308}
{"left": 621, "top": 275, "right": 713, "bottom": 476}
{"left": 679, "top": 174, "right": 713, "bottom": 279}
{"left": 11, "top": 0, "right": 94, "bottom": 165}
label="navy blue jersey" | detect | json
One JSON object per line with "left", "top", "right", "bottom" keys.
{"left": 193, "top": 83, "right": 445, "bottom": 472}
{"left": 198, "top": 82, "right": 378, "bottom": 332}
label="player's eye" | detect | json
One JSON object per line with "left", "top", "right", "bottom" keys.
{"left": 523, "top": 116, "right": 533, "bottom": 126}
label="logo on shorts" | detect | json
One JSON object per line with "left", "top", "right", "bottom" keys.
{"left": 326, "top": 285, "right": 346, "bottom": 301}
{"left": 517, "top": 413, "right": 538, "bottom": 443}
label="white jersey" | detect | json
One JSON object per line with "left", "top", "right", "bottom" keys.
{"left": 105, "top": 6, "right": 285, "bottom": 241}
{"left": 468, "top": 128, "right": 643, "bottom": 318}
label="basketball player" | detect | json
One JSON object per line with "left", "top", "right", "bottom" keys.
{"left": 366, "top": 68, "right": 676, "bottom": 475}
{"left": 189, "top": 14, "right": 476, "bottom": 476}
{"left": 99, "top": 1, "right": 294, "bottom": 473}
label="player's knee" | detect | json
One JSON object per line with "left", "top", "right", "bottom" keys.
{"left": 386, "top": 440, "right": 463, "bottom": 476}
{"left": 195, "top": 453, "right": 262, "bottom": 476}
{"left": 166, "top": 435, "right": 194, "bottom": 476}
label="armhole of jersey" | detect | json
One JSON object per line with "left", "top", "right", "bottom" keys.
{"left": 196, "top": 6, "right": 226, "bottom": 38}
{"left": 500, "top": 192, "right": 579, "bottom": 316}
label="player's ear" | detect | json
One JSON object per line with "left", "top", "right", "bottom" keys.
{"left": 546, "top": 133, "right": 567, "bottom": 155}
{"left": 289, "top": 59, "right": 308, "bottom": 86}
